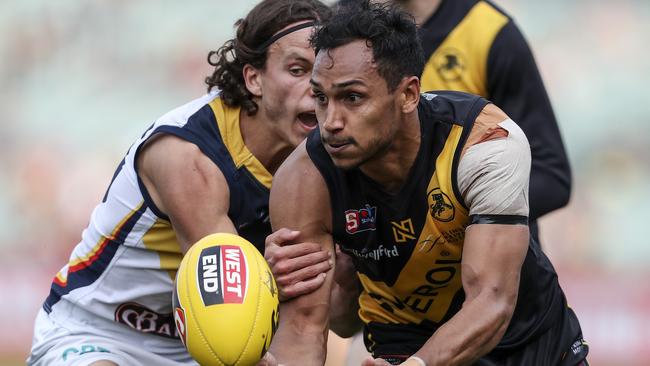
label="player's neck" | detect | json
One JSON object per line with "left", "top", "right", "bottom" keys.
{"left": 403, "top": 0, "right": 442, "bottom": 25}
{"left": 239, "top": 109, "right": 294, "bottom": 175}
{"left": 359, "top": 113, "right": 421, "bottom": 195}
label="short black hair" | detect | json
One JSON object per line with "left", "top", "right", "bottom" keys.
{"left": 312, "top": 0, "right": 424, "bottom": 92}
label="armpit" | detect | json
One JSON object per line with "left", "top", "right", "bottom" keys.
{"left": 457, "top": 119, "right": 531, "bottom": 217}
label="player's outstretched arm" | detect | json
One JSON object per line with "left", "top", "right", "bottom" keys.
{"left": 137, "top": 134, "right": 237, "bottom": 252}
{"left": 411, "top": 224, "right": 528, "bottom": 366}
{"left": 267, "top": 141, "right": 335, "bottom": 365}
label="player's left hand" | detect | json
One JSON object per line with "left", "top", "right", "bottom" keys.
{"left": 264, "top": 228, "right": 333, "bottom": 301}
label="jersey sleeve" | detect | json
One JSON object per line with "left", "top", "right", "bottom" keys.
{"left": 486, "top": 20, "right": 571, "bottom": 220}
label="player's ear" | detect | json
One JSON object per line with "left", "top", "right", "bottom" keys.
{"left": 399, "top": 76, "right": 420, "bottom": 114}
{"left": 243, "top": 64, "right": 263, "bottom": 97}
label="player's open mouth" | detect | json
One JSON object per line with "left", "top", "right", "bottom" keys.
{"left": 297, "top": 112, "right": 318, "bottom": 130}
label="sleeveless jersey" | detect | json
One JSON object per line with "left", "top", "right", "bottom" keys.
{"left": 306, "top": 91, "right": 565, "bottom": 357}
{"left": 41, "top": 92, "right": 272, "bottom": 347}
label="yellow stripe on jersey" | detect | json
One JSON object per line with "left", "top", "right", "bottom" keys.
{"left": 141, "top": 218, "right": 183, "bottom": 281}
{"left": 56, "top": 201, "right": 146, "bottom": 284}
{"left": 358, "top": 126, "right": 469, "bottom": 325}
{"left": 420, "top": 1, "right": 508, "bottom": 96}
{"left": 209, "top": 98, "right": 273, "bottom": 189}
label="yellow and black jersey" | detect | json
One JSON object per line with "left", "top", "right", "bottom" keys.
{"left": 418, "top": 0, "right": 571, "bottom": 225}
{"left": 306, "top": 91, "right": 566, "bottom": 359}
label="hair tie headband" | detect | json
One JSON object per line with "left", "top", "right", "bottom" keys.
{"left": 256, "top": 21, "right": 316, "bottom": 51}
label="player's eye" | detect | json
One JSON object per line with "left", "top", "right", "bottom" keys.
{"left": 344, "top": 93, "right": 363, "bottom": 104}
{"left": 289, "top": 67, "right": 306, "bottom": 76}
{"left": 312, "top": 91, "right": 328, "bottom": 105}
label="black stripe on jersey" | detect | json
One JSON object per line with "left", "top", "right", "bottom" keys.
{"left": 450, "top": 96, "right": 490, "bottom": 211}
{"left": 469, "top": 214, "right": 528, "bottom": 225}
{"left": 103, "top": 157, "right": 126, "bottom": 203}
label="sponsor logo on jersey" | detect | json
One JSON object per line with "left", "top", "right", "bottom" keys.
{"left": 571, "top": 338, "right": 587, "bottom": 355}
{"left": 366, "top": 257, "right": 461, "bottom": 316}
{"left": 441, "top": 227, "right": 465, "bottom": 243}
{"left": 345, "top": 205, "right": 377, "bottom": 234}
{"left": 417, "top": 235, "right": 446, "bottom": 254}
{"left": 348, "top": 244, "right": 399, "bottom": 261}
{"left": 391, "top": 219, "right": 416, "bottom": 243}
{"left": 197, "top": 245, "right": 248, "bottom": 306}
{"left": 114, "top": 302, "right": 179, "bottom": 339}
{"left": 427, "top": 188, "right": 455, "bottom": 222}
{"left": 61, "top": 344, "right": 111, "bottom": 362}
{"left": 433, "top": 47, "right": 466, "bottom": 82}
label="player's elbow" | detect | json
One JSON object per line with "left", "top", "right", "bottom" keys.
{"left": 467, "top": 277, "right": 518, "bottom": 335}
{"left": 484, "top": 283, "right": 518, "bottom": 338}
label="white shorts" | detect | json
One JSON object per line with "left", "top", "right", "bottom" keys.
{"left": 27, "top": 308, "right": 199, "bottom": 366}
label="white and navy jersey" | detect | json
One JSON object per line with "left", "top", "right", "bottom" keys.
{"left": 41, "top": 92, "right": 273, "bottom": 345}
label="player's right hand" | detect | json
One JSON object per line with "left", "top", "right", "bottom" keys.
{"left": 264, "top": 228, "right": 332, "bottom": 301}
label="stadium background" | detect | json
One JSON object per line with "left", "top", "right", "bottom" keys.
{"left": 0, "top": 0, "right": 648, "bottom": 365}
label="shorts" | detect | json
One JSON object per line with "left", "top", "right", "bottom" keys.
{"left": 27, "top": 308, "right": 198, "bottom": 366}
{"left": 373, "top": 307, "right": 589, "bottom": 366}
{"left": 476, "top": 306, "right": 588, "bottom": 366}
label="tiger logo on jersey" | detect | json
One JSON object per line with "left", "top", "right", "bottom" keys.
{"left": 427, "top": 188, "right": 455, "bottom": 222}
{"left": 433, "top": 47, "right": 466, "bottom": 82}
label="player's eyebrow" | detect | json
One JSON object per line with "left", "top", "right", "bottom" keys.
{"left": 310, "top": 79, "right": 366, "bottom": 89}
{"left": 284, "top": 52, "right": 311, "bottom": 63}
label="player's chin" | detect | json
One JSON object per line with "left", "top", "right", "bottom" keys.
{"left": 330, "top": 154, "right": 361, "bottom": 170}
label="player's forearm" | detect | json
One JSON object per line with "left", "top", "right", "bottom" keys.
{"left": 413, "top": 290, "right": 516, "bottom": 366}
{"left": 270, "top": 330, "right": 327, "bottom": 365}
{"left": 270, "top": 301, "right": 330, "bottom": 365}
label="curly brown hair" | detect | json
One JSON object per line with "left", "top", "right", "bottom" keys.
{"left": 205, "top": 0, "right": 331, "bottom": 115}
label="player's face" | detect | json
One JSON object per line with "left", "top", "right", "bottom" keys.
{"left": 311, "top": 40, "right": 402, "bottom": 169}
{"left": 256, "top": 24, "right": 318, "bottom": 148}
